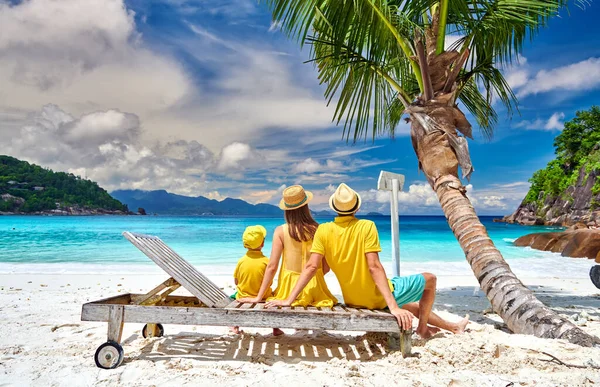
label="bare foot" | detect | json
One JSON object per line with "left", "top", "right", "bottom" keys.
{"left": 416, "top": 326, "right": 434, "bottom": 339}
{"left": 229, "top": 326, "right": 243, "bottom": 334}
{"left": 272, "top": 328, "right": 284, "bottom": 336}
{"left": 452, "top": 314, "right": 470, "bottom": 334}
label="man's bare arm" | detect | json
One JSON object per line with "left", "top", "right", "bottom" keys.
{"left": 265, "top": 252, "right": 322, "bottom": 308}
{"left": 365, "top": 252, "right": 413, "bottom": 330}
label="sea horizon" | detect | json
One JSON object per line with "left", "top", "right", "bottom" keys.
{"left": 1, "top": 214, "right": 591, "bottom": 281}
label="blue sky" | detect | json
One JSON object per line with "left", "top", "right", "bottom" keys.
{"left": 1, "top": 0, "right": 600, "bottom": 215}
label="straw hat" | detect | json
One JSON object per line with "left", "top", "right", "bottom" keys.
{"left": 329, "top": 183, "right": 361, "bottom": 215}
{"left": 279, "top": 185, "right": 313, "bottom": 211}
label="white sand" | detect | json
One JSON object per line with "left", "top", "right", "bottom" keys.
{"left": 1, "top": 272, "right": 599, "bottom": 386}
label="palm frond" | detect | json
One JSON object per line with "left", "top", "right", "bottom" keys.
{"left": 307, "top": 31, "right": 416, "bottom": 142}
{"left": 267, "top": 0, "right": 424, "bottom": 91}
{"left": 457, "top": 79, "right": 497, "bottom": 140}
{"left": 454, "top": 0, "right": 575, "bottom": 66}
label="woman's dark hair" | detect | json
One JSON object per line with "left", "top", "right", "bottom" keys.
{"left": 284, "top": 205, "right": 319, "bottom": 242}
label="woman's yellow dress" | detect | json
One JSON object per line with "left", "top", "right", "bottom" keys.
{"left": 268, "top": 224, "right": 337, "bottom": 307}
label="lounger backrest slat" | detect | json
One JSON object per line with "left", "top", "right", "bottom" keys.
{"left": 123, "top": 231, "right": 231, "bottom": 308}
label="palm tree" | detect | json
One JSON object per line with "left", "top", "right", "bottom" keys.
{"left": 267, "top": 0, "right": 599, "bottom": 346}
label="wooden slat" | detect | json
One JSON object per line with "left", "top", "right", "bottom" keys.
{"left": 145, "top": 239, "right": 227, "bottom": 303}
{"left": 143, "top": 238, "right": 226, "bottom": 303}
{"left": 344, "top": 307, "right": 362, "bottom": 314}
{"left": 372, "top": 309, "right": 389, "bottom": 315}
{"left": 123, "top": 232, "right": 231, "bottom": 307}
{"left": 317, "top": 307, "right": 334, "bottom": 314}
{"left": 225, "top": 300, "right": 241, "bottom": 309}
{"left": 82, "top": 303, "right": 403, "bottom": 333}
{"left": 128, "top": 234, "right": 227, "bottom": 304}
{"left": 240, "top": 303, "right": 254, "bottom": 310}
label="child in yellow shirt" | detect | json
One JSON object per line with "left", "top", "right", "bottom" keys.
{"left": 231, "top": 225, "right": 282, "bottom": 335}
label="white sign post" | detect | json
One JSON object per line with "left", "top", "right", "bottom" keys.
{"left": 377, "top": 171, "right": 405, "bottom": 277}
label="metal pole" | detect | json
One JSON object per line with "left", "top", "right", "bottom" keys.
{"left": 391, "top": 178, "right": 400, "bottom": 277}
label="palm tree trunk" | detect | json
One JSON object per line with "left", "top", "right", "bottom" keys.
{"left": 410, "top": 111, "right": 600, "bottom": 347}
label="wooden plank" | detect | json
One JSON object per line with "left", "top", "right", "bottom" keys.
{"left": 87, "top": 293, "right": 132, "bottom": 305}
{"left": 82, "top": 303, "right": 401, "bottom": 333}
{"left": 344, "top": 307, "right": 362, "bottom": 314}
{"left": 107, "top": 305, "right": 124, "bottom": 343}
{"left": 316, "top": 307, "right": 334, "bottom": 314}
{"left": 123, "top": 232, "right": 231, "bottom": 307}
{"left": 372, "top": 309, "right": 389, "bottom": 315}
{"left": 224, "top": 300, "right": 241, "bottom": 309}
{"left": 145, "top": 239, "right": 228, "bottom": 303}
{"left": 146, "top": 240, "right": 227, "bottom": 304}
{"left": 140, "top": 238, "right": 227, "bottom": 304}
{"left": 240, "top": 303, "right": 254, "bottom": 310}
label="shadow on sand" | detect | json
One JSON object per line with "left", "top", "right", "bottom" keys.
{"left": 129, "top": 330, "right": 393, "bottom": 365}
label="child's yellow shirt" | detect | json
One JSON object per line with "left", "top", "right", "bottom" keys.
{"left": 233, "top": 250, "right": 272, "bottom": 299}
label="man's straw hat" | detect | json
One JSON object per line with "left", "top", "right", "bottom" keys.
{"left": 329, "top": 183, "right": 361, "bottom": 215}
{"left": 279, "top": 185, "right": 313, "bottom": 211}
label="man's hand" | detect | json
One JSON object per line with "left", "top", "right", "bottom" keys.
{"left": 390, "top": 308, "right": 414, "bottom": 330}
{"left": 264, "top": 299, "right": 292, "bottom": 308}
{"left": 237, "top": 297, "right": 260, "bottom": 303}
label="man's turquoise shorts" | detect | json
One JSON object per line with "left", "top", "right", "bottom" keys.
{"left": 390, "top": 274, "right": 426, "bottom": 307}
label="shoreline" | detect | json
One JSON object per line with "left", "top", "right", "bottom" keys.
{"left": 1, "top": 272, "right": 599, "bottom": 386}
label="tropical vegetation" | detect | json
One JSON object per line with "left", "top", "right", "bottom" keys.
{"left": 266, "top": 0, "right": 599, "bottom": 345}
{"left": 525, "top": 106, "right": 600, "bottom": 206}
{"left": 0, "top": 155, "right": 127, "bottom": 213}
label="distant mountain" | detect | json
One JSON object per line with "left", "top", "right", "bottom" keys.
{"left": 312, "top": 210, "right": 335, "bottom": 217}
{"left": 0, "top": 155, "right": 128, "bottom": 214}
{"left": 111, "top": 189, "right": 283, "bottom": 216}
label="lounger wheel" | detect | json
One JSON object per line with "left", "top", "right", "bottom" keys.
{"left": 591, "top": 265, "right": 600, "bottom": 289}
{"left": 142, "top": 323, "right": 164, "bottom": 338}
{"left": 94, "top": 341, "right": 124, "bottom": 369}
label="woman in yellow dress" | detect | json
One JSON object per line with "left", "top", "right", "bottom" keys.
{"left": 238, "top": 185, "right": 337, "bottom": 309}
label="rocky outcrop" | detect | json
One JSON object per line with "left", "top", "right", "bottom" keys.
{"left": 502, "top": 164, "right": 600, "bottom": 227}
{"left": 514, "top": 228, "right": 600, "bottom": 262}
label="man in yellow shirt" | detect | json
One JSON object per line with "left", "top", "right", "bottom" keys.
{"left": 266, "top": 184, "right": 468, "bottom": 338}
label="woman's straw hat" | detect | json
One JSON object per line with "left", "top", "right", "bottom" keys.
{"left": 279, "top": 185, "right": 313, "bottom": 211}
{"left": 329, "top": 183, "right": 361, "bottom": 215}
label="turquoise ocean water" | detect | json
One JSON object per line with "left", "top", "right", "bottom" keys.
{"left": 0, "top": 215, "right": 593, "bottom": 278}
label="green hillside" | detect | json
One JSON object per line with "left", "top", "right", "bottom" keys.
{"left": 524, "top": 106, "right": 600, "bottom": 207}
{"left": 0, "top": 155, "right": 128, "bottom": 213}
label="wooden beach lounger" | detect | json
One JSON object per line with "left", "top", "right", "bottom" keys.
{"left": 81, "top": 231, "right": 411, "bottom": 369}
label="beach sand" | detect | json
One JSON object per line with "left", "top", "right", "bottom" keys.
{"left": 1, "top": 272, "right": 599, "bottom": 386}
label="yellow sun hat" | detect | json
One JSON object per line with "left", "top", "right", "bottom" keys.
{"left": 242, "top": 225, "right": 267, "bottom": 249}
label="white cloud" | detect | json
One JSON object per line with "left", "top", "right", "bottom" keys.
{"left": 514, "top": 112, "right": 565, "bottom": 131}
{"left": 293, "top": 156, "right": 396, "bottom": 175}
{"left": 353, "top": 181, "right": 530, "bottom": 215}
{"left": 544, "top": 112, "right": 565, "bottom": 131}
{"left": 294, "top": 158, "right": 322, "bottom": 174}
{"left": 515, "top": 57, "right": 600, "bottom": 97}
{"left": 0, "top": 0, "right": 191, "bottom": 118}
{"left": 217, "top": 142, "right": 258, "bottom": 171}
{"left": 6, "top": 104, "right": 220, "bottom": 196}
